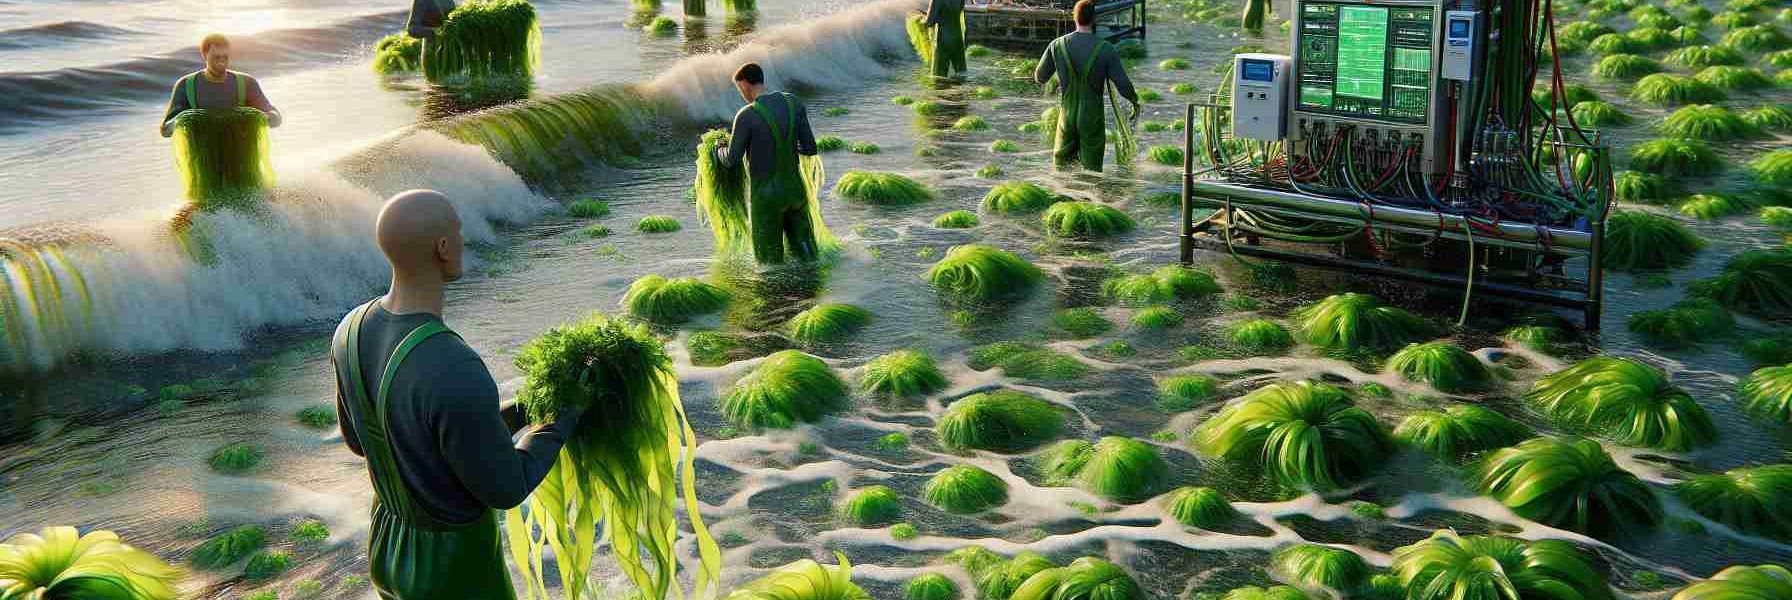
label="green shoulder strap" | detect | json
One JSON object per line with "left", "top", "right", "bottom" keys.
{"left": 182, "top": 72, "right": 248, "bottom": 108}
{"left": 749, "top": 93, "right": 795, "bottom": 168}
{"left": 232, "top": 71, "right": 247, "bottom": 107}
{"left": 1077, "top": 40, "right": 1107, "bottom": 83}
{"left": 334, "top": 301, "right": 459, "bottom": 528}
{"left": 183, "top": 76, "right": 196, "bottom": 111}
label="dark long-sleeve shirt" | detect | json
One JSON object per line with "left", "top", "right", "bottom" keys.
{"left": 334, "top": 303, "right": 576, "bottom": 524}
{"left": 160, "top": 71, "right": 281, "bottom": 137}
{"left": 1033, "top": 31, "right": 1139, "bottom": 104}
{"left": 717, "top": 91, "right": 818, "bottom": 182}
{"left": 925, "top": 0, "right": 964, "bottom": 26}
{"left": 408, "top": 0, "right": 456, "bottom": 39}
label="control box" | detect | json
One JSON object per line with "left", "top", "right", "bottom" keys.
{"left": 1442, "top": 10, "right": 1480, "bottom": 81}
{"left": 1231, "top": 53, "right": 1292, "bottom": 141}
{"left": 1287, "top": 0, "right": 1450, "bottom": 177}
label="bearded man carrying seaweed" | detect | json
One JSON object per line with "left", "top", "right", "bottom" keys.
{"left": 159, "top": 34, "right": 282, "bottom": 138}
{"left": 331, "top": 190, "right": 587, "bottom": 599}
{"left": 1033, "top": 0, "right": 1139, "bottom": 172}
{"left": 713, "top": 63, "right": 825, "bottom": 264}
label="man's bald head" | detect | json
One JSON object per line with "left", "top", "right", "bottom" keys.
{"left": 376, "top": 189, "right": 465, "bottom": 283}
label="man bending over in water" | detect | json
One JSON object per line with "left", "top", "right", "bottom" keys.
{"left": 332, "top": 190, "right": 587, "bottom": 599}
{"left": 160, "top": 34, "right": 282, "bottom": 138}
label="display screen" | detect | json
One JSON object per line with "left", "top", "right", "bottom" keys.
{"left": 1241, "top": 59, "right": 1274, "bottom": 82}
{"left": 1449, "top": 19, "right": 1470, "bottom": 38}
{"left": 1295, "top": 1, "right": 1434, "bottom": 124}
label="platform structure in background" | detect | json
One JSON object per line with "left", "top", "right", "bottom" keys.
{"left": 964, "top": 0, "right": 1146, "bottom": 50}
{"left": 1177, "top": 0, "right": 1611, "bottom": 328}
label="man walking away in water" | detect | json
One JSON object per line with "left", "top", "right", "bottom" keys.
{"left": 1034, "top": 1, "right": 1139, "bottom": 172}
{"left": 160, "top": 34, "right": 282, "bottom": 138}
{"left": 925, "top": 0, "right": 968, "bottom": 79}
{"left": 714, "top": 63, "right": 823, "bottom": 264}
{"left": 332, "top": 190, "right": 585, "bottom": 599}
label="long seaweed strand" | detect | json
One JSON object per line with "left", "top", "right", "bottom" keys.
{"left": 424, "top": 0, "right": 542, "bottom": 83}
{"left": 170, "top": 108, "right": 274, "bottom": 209}
{"left": 696, "top": 129, "right": 753, "bottom": 254}
{"left": 907, "top": 13, "right": 935, "bottom": 66}
{"left": 1108, "top": 82, "right": 1138, "bottom": 168}
{"left": 508, "top": 314, "right": 720, "bottom": 600}
{"left": 799, "top": 154, "right": 840, "bottom": 255}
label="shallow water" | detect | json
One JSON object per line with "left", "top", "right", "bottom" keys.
{"left": 3, "top": 0, "right": 1792, "bottom": 598}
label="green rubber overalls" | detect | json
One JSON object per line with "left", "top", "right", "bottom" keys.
{"left": 332, "top": 301, "right": 516, "bottom": 600}
{"left": 183, "top": 71, "right": 248, "bottom": 109}
{"left": 747, "top": 93, "right": 819, "bottom": 264}
{"left": 1051, "top": 38, "right": 1111, "bottom": 172}
{"left": 930, "top": 0, "right": 967, "bottom": 78}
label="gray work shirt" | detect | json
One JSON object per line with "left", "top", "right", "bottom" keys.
{"left": 1033, "top": 31, "right": 1140, "bottom": 104}
{"left": 333, "top": 303, "right": 576, "bottom": 524}
{"left": 160, "top": 71, "right": 282, "bottom": 136}
{"left": 717, "top": 91, "right": 819, "bottom": 182}
{"left": 409, "top": 0, "right": 456, "bottom": 39}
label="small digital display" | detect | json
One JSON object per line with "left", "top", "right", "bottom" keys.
{"left": 1449, "top": 19, "right": 1470, "bottom": 38}
{"left": 1241, "top": 59, "right": 1274, "bottom": 82}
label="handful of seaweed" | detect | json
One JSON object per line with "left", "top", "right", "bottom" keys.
{"left": 373, "top": 33, "right": 423, "bottom": 74}
{"left": 171, "top": 107, "right": 274, "bottom": 209}
{"left": 507, "top": 313, "right": 720, "bottom": 600}
{"left": 696, "top": 129, "right": 752, "bottom": 253}
{"left": 424, "top": 0, "right": 541, "bottom": 83}
{"left": 907, "top": 13, "right": 934, "bottom": 66}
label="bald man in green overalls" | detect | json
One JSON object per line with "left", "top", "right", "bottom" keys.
{"left": 333, "top": 190, "right": 586, "bottom": 599}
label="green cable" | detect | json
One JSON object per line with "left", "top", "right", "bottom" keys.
{"left": 1458, "top": 221, "right": 1475, "bottom": 327}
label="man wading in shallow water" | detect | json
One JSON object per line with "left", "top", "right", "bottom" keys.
{"left": 714, "top": 62, "right": 824, "bottom": 264}
{"left": 1034, "top": 0, "right": 1140, "bottom": 172}
{"left": 331, "top": 190, "right": 587, "bottom": 599}
{"left": 406, "top": 0, "right": 456, "bottom": 65}
{"left": 159, "top": 34, "right": 282, "bottom": 138}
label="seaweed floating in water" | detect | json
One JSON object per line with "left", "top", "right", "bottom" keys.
{"left": 1390, "top": 530, "right": 1610, "bottom": 600}
{"left": 1741, "top": 361, "right": 1792, "bottom": 426}
{"left": 1659, "top": 105, "right": 1756, "bottom": 141}
{"left": 1630, "top": 138, "right": 1722, "bottom": 176}
{"left": 1103, "top": 266, "right": 1222, "bottom": 306}
{"left": 1009, "top": 557, "right": 1142, "bottom": 600}
{"left": 1291, "top": 293, "right": 1430, "bottom": 354}
{"left": 1676, "top": 465, "right": 1792, "bottom": 541}
{"left": 1385, "top": 341, "right": 1490, "bottom": 393}
{"left": 1630, "top": 74, "right": 1726, "bottom": 106}
{"left": 859, "top": 349, "right": 946, "bottom": 397}
{"left": 1163, "top": 486, "right": 1236, "bottom": 528}
{"left": 1271, "top": 544, "right": 1369, "bottom": 594}
{"left": 1613, "top": 171, "right": 1665, "bottom": 203}
{"left": 937, "top": 390, "right": 1065, "bottom": 453}
{"left": 622, "top": 274, "right": 729, "bottom": 323}
{"left": 1192, "top": 381, "right": 1392, "bottom": 491}
{"left": 507, "top": 313, "right": 720, "bottom": 600}
{"left": 170, "top": 108, "right": 274, "bottom": 208}
{"left": 1158, "top": 374, "right": 1219, "bottom": 411}
{"left": 904, "top": 573, "right": 956, "bottom": 600}
{"left": 191, "top": 525, "right": 267, "bottom": 568}
{"left": 982, "top": 181, "right": 1060, "bottom": 215}
{"left": 1395, "top": 405, "right": 1531, "bottom": 461}
{"left": 1591, "top": 53, "right": 1660, "bottom": 80}
{"left": 840, "top": 485, "right": 902, "bottom": 526}
{"left": 0, "top": 526, "right": 183, "bottom": 599}
{"left": 1229, "top": 319, "right": 1294, "bottom": 355}
{"left": 1668, "top": 565, "right": 1792, "bottom": 600}
{"left": 968, "top": 342, "right": 1089, "bottom": 381}
{"left": 1471, "top": 436, "right": 1662, "bottom": 537}
{"left": 1627, "top": 298, "right": 1734, "bottom": 348}
{"left": 833, "top": 172, "right": 933, "bottom": 205}
{"left": 1689, "top": 248, "right": 1792, "bottom": 316}
{"left": 932, "top": 210, "right": 979, "bottom": 228}
{"left": 1052, "top": 307, "right": 1112, "bottom": 338}
{"left": 722, "top": 555, "right": 870, "bottom": 600}
{"left": 1678, "top": 194, "right": 1752, "bottom": 220}
{"left": 1132, "top": 306, "right": 1183, "bottom": 329}
{"left": 1041, "top": 201, "right": 1135, "bottom": 237}
{"left": 926, "top": 245, "right": 1042, "bottom": 301}
{"left": 786, "top": 303, "right": 871, "bottom": 345}
{"left": 719, "top": 349, "right": 847, "bottom": 429}
{"left": 1696, "top": 65, "right": 1775, "bottom": 91}
{"left": 1602, "top": 210, "right": 1706, "bottom": 271}
{"left": 1525, "top": 355, "right": 1715, "bottom": 451}
{"left": 923, "top": 464, "right": 1008, "bottom": 514}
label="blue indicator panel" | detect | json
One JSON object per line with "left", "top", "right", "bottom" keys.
{"left": 1241, "top": 59, "right": 1275, "bottom": 82}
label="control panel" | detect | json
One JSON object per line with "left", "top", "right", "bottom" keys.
{"left": 1442, "top": 10, "right": 1480, "bottom": 81}
{"left": 1288, "top": 0, "right": 1448, "bottom": 177}
{"left": 1231, "top": 54, "right": 1292, "bottom": 141}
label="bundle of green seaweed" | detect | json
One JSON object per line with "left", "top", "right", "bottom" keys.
{"left": 170, "top": 107, "right": 274, "bottom": 209}
{"left": 424, "top": 0, "right": 541, "bottom": 83}
{"left": 907, "top": 13, "right": 934, "bottom": 66}
{"left": 507, "top": 313, "right": 720, "bottom": 600}
{"left": 722, "top": 554, "right": 870, "bottom": 600}
{"left": 696, "top": 129, "right": 752, "bottom": 253}
{"left": 373, "top": 33, "right": 424, "bottom": 74}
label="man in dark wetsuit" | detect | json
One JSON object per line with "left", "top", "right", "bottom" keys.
{"left": 160, "top": 34, "right": 282, "bottom": 138}
{"left": 714, "top": 63, "right": 824, "bottom": 264}
{"left": 924, "top": 0, "right": 968, "bottom": 78}
{"left": 1033, "top": 1, "right": 1140, "bottom": 172}
{"left": 332, "top": 190, "right": 583, "bottom": 600}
